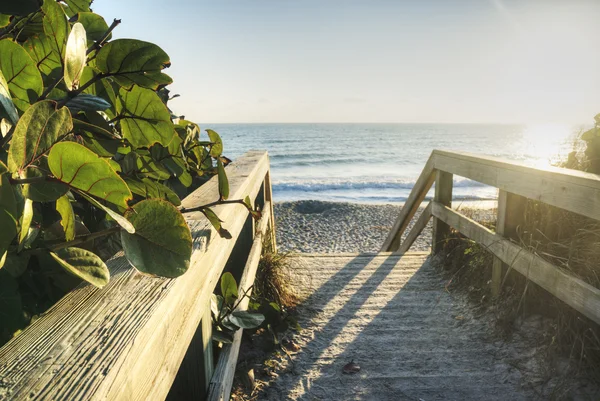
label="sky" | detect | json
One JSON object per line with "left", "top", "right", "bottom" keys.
{"left": 93, "top": 0, "right": 600, "bottom": 124}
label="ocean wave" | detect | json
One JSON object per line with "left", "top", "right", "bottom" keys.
{"left": 272, "top": 177, "right": 487, "bottom": 192}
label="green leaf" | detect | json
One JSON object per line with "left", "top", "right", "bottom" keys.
{"left": 116, "top": 86, "right": 174, "bottom": 148}
{"left": 0, "top": 39, "right": 43, "bottom": 114}
{"left": 229, "top": 311, "right": 265, "bottom": 329}
{"left": 0, "top": 69, "right": 18, "bottom": 125}
{"left": 18, "top": 198, "right": 33, "bottom": 250}
{"left": 206, "top": 129, "right": 223, "bottom": 157}
{"left": 64, "top": 0, "right": 91, "bottom": 17}
{"left": 0, "top": 271, "right": 23, "bottom": 335}
{"left": 71, "top": 12, "right": 110, "bottom": 44}
{"left": 220, "top": 272, "right": 238, "bottom": 305}
{"left": 64, "top": 22, "right": 87, "bottom": 91}
{"left": 73, "top": 111, "right": 119, "bottom": 139}
{"left": 24, "top": 33, "right": 62, "bottom": 78}
{"left": 43, "top": 0, "right": 70, "bottom": 59}
{"left": 0, "top": 0, "right": 39, "bottom": 16}
{"left": 7, "top": 100, "right": 72, "bottom": 173}
{"left": 201, "top": 207, "right": 232, "bottom": 239}
{"left": 79, "top": 67, "right": 116, "bottom": 115}
{"left": 0, "top": 14, "right": 8, "bottom": 28}
{"left": 95, "top": 39, "right": 172, "bottom": 90}
{"left": 2, "top": 252, "right": 29, "bottom": 278}
{"left": 124, "top": 177, "right": 181, "bottom": 206}
{"left": 217, "top": 159, "right": 229, "bottom": 200}
{"left": 56, "top": 194, "right": 75, "bottom": 241}
{"left": 47, "top": 141, "right": 132, "bottom": 208}
{"left": 163, "top": 157, "right": 192, "bottom": 188}
{"left": 211, "top": 294, "right": 225, "bottom": 319}
{"left": 66, "top": 94, "right": 111, "bottom": 113}
{"left": 121, "top": 199, "right": 192, "bottom": 277}
{"left": 20, "top": 166, "right": 68, "bottom": 202}
{"left": 49, "top": 247, "right": 109, "bottom": 288}
{"left": 77, "top": 191, "right": 135, "bottom": 234}
{"left": 136, "top": 155, "right": 171, "bottom": 180}
{"left": 0, "top": 162, "right": 18, "bottom": 259}
{"left": 212, "top": 330, "right": 233, "bottom": 344}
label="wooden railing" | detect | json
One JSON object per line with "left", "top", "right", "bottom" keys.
{"left": 0, "top": 150, "right": 275, "bottom": 401}
{"left": 382, "top": 149, "right": 600, "bottom": 325}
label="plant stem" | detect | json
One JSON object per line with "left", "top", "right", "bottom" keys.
{"left": 47, "top": 226, "right": 121, "bottom": 251}
{"left": 0, "top": 125, "right": 15, "bottom": 148}
{"left": 179, "top": 199, "right": 248, "bottom": 214}
{"left": 87, "top": 18, "right": 121, "bottom": 55}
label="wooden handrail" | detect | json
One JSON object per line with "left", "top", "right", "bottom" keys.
{"left": 384, "top": 149, "right": 600, "bottom": 325}
{"left": 0, "top": 151, "right": 274, "bottom": 401}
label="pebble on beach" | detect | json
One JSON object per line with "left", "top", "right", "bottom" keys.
{"left": 274, "top": 200, "right": 433, "bottom": 253}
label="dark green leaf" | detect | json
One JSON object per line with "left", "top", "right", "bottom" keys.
{"left": 121, "top": 199, "right": 192, "bottom": 277}
{"left": 116, "top": 86, "right": 174, "bottom": 149}
{"left": 124, "top": 177, "right": 181, "bottom": 206}
{"left": 163, "top": 157, "right": 192, "bottom": 188}
{"left": 206, "top": 129, "right": 223, "bottom": 157}
{"left": 77, "top": 191, "right": 135, "bottom": 233}
{"left": 56, "top": 194, "right": 75, "bottom": 241}
{"left": 71, "top": 12, "right": 109, "bottom": 44}
{"left": 217, "top": 158, "right": 229, "bottom": 200}
{"left": 0, "top": 162, "right": 17, "bottom": 260}
{"left": 136, "top": 155, "right": 171, "bottom": 180}
{"left": 63, "top": 0, "right": 91, "bottom": 17}
{"left": 0, "top": 69, "right": 18, "bottom": 124}
{"left": 7, "top": 100, "right": 72, "bottom": 173}
{"left": 95, "top": 39, "right": 172, "bottom": 90}
{"left": 47, "top": 141, "right": 132, "bottom": 208}
{"left": 49, "top": 247, "right": 109, "bottom": 288}
{"left": 2, "top": 252, "right": 29, "bottom": 278}
{"left": 220, "top": 272, "right": 238, "bottom": 305}
{"left": 0, "top": 0, "right": 39, "bottom": 16}
{"left": 229, "top": 311, "right": 265, "bottom": 329}
{"left": 79, "top": 130, "right": 119, "bottom": 157}
{"left": 201, "top": 207, "right": 232, "bottom": 239}
{"left": 212, "top": 330, "right": 233, "bottom": 344}
{"left": 0, "top": 39, "right": 43, "bottom": 113}
{"left": 79, "top": 67, "right": 116, "bottom": 116}
{"left": 20, "top": 166, "right": 68, "bottom": 202}
{"left": 73, "top": 111, "right": 119, "bottom": 139}
{"left": 42, "top": 0, "right": 70, "bottom": 58}
{"left": 66, "top": 94, "right": 111, "bottom": 113}
{"left": 64, "top": 22, "right": 86, "bottom": 90}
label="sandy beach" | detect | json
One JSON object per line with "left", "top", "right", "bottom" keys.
{"left": 274, "top": 200, "right": 497, "bottom": 253}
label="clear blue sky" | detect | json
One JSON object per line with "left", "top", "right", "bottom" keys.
{"left": 93, "top": 0, "right": 600, "bottom": 124}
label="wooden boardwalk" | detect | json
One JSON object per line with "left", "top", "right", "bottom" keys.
{"left": 260, "top": 253, "right": 535, "bottom": 401}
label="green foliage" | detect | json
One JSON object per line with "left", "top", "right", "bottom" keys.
{"left": 211, "top": 272, "right": 265, "bottom": 344}
{"left": 0, "top": 4, "right": 245, "bottom": 343}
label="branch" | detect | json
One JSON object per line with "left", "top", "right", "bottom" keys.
{"left": 47, "top": 226, "right": 121, "bottom": 251}
{"left": 87, "top": 18, "right": 121, "bottom": 55}
{"left": 179, "top": 199, "right": 248, "bottom": 214}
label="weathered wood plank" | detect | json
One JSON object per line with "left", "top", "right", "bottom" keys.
{"left": 432, "top": 170, "right": 453, "bottom": 253}
{"left": 397, "top": 202, "right": 432, "bottom": 254}
{"left": 0, "top": 151, "right": 270, "bottom": 401}
{"left": 264, "top": 168, "right": 277, "bottom": 253}
{"left": 432, "top": 150, "right": 600, "bottom": 221}
{"left": 206, "top": 202, "right": 272, "bottom": 401}
{"left": 381, "top": 155, "right": 435, "bottom": 252}
{"left": 432, "top": 201, "right": 600, "bottom": 325}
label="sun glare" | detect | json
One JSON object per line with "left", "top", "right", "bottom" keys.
{"left": 520, "top": 123, "right": 574, "bottom": 169}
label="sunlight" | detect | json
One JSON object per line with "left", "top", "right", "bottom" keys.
{"left": 519, "top": 123, "right": 573, "bottom": 169}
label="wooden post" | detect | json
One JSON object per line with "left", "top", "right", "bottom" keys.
{"left": 264, "top": 169, "right": 277, "bottom": 253}
{"left": 432, "top": 170, "right": 453, "bottom": 254}
{"left": 491, "top": 190, "right": 527, "bottom": 297}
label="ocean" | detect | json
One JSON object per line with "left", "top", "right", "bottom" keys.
{"left": 211, "top": 123, "right": 581, "bottom": 204}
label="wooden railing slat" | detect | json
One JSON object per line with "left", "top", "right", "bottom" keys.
{"left": 0, "top": 151, "right": 270, "bottom": 401}
{"left": 432, "top": 201, "right": 600, "bottom": 325}
{"left": 396, "top": 202, "right": 432, "bottom": 254}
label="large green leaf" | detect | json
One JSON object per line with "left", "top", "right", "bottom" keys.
{"left": 95, "top": 39, "right": 172, "bottom": 90}
{"left": 24, "top": 34, "right": 62, "bottom": 78}
{"left": 20, "top": 166, "right": 68, "bottom": 202}
{"left": 0, "top": 0, "right": 39, "bottom": 16}
{"left": 56, "top": 194, "right": 75, "bottom": 241}
{"left": 116, "top": 86, "right": 174, "bottom": 149}
{"left": 66, "top": 94, "right": 111, "bottom": 114}
{"left": 121, "top": 199, "right": 192, "bottom": 278}
{"left": 42, "top": 0, "right": 70, "bottom": 59}
{"left": 7, "top": 100, "right": 72, "bottom": 173}
{"left": 71, "top": 12, "right": 110, "bottom": 44}
{"left": 220, "top": 272, "right": 238, "bottom": 305}
{"left": 0, "top": 39, "right": 43, "bottom": 114}
{"left": 206, "top": 129, "right": 223, "bottom": 157}
{"left": 63, "top": 0, "right": 91, "bottom": 16}
{"left": 136, "top": 155, "right": 171, "bottom": 180}
{"left": 124, "top": 177, "right": 181, "bottom": 206}
{"left": 0, "top": 161, "right": 17, "bottom": 260}
{"left": 0, "top": 69, "right": 18, "bottom": 125}
{"left": 49, "top": 247, "right": 109, "bottom": 288}
{"left": 217, "top": 159, "right": 229, "bottom": 200}
{"left": 64, "top": 22, "right": 86, "bottom": 90}
{"left": 47, "top": 142, "right": 132, "bottom": 208}
{"left": 228, "top": 311, "right": 265, "bottom": 329}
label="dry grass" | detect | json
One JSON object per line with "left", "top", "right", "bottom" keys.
{"left": 439, "top": 204, "right": 600, "bottom": 391}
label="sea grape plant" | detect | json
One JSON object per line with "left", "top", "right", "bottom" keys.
{"left": 0, "top": 1, "right": 256, "bottom": 339}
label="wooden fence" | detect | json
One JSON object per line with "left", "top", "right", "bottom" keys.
{"left": 382, "top": 149, "right": 600, "bottom": 325}
{"left": 0, "top": 150, "right": 275, "bottom": 401}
